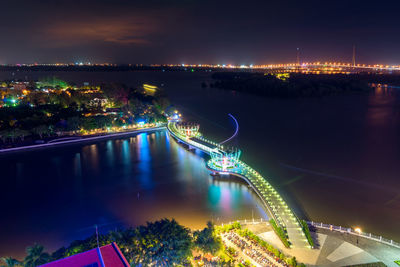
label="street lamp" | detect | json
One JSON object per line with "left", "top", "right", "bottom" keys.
{"left": 354, "top": 227, "right": 362, "bottom": 245}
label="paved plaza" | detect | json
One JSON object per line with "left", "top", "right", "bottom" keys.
{"left": 244, "top": 224, "right": 400, "bottom": 267}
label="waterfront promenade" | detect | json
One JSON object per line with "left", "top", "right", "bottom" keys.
{"left": 0, "top": 125, "right": 166, "bottom": 154}
{"left": 167, "top": 121, "right": 309, "bottom": 248}
{"left": 237, "top": 219, "right": 400, "bottom": 267}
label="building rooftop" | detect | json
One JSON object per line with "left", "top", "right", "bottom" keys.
{"left": 41, "top": 242, "right": 129, "bottom": 267}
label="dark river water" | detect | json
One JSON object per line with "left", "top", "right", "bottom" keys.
{"left": 0, "top": 70, "right": 399, "bottom": 258}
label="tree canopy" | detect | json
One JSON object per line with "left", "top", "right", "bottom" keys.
{"left": 193, "top": 221, "right": 222, "bottom": 254}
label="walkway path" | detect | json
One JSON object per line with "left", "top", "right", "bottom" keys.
{"left": 208, "top": 161, "right": 309, "bottom": 249}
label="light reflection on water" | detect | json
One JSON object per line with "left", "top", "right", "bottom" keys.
{"left": 0, "top": 130, "right": 267, "bottom": 258}
{"left": 2, "top": 70, "right": 399, "bottom": 257}
{"left": 168, "top": 83, "right": 400, "bottom": 242}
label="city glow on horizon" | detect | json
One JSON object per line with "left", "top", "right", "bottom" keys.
{"left": 2, "top": 61, "right": 400, "bottom": 71}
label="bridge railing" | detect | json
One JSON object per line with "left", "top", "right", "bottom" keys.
{"left": 222, "top": 218, "right": 269, "bottom": 226}
{"left": 207, "top": 160, "right": 281, "bottom": 227}
{"left": 206, "top": 152, "right": 304, "bottom": 228}
{"left": 235, "top": 161, "right": 303, "bottom": 229}
{"left": 307, "top": 221, "right": 400, "bottom": 249}
{"left": 167, "top": 122, "right": 217, "bottom": 154}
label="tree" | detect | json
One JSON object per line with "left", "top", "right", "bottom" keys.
{"left": 59, "top": 91, "right": 72, "bottom": 107}
{"left": 2, "top": 129, "right": 17, "bottom": 143}
{"left": 24, "top": 244, "right": 51, "bottom": 267}
{"left": 279, "top": 252, "right": 285, "bottom": 261}
{"left": 27, "top": 92, "right": 47, "bottom": 106}
{"left": 27, "top": 81, "right": 37, "bottom": 90}
{"left": 133, "top": 218, "right": 192, "bottom": 266}
{"left": 108, "top": 228, "right": 136, "bottom": 258}
{"left": 193, "top": 221, "right": 222, "bottom": 254}
{"left": 14, "top": 128, "right": 29, "bottom": 141}
{"left": 152, "top": 97, "right": 170, "bottom": 114}
{"left": 0, "top": 130, "right": 8, "bottom": 143}
{"left": 31, "top": 125, "right": 49, "bottom": 139}
{"left": 101, "top": 83, "right": 131, "bottom": 106}
{"left": 64, "top": 233, "right": 109, "bottom": 258}
{"left": 66, "top": 117, "right": 81, "bottom": 133}
{"left": 288, "top": 256, "right": 297, "bottom": 267}
{"left": 81, "top": 117, "right": 97, "bottom": 131}
{"left": 0, "top": 257, "right": 22, "bottom": 267}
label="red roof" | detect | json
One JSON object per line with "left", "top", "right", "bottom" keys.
{"left": 41, "top": 242, "right": 129, "bottom": 267}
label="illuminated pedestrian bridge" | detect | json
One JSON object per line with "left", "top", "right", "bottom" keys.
{"left": 167, "top": 120, "right": 310, "bottom": 248}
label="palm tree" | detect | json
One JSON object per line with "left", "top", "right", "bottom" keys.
{"left": 133, "top": 218, "right": 193, "bottom": 266}
{"left": 0, "top": 130, "right": 8, "bottom": 143}
{"left": 14, "top": 128, "right": 29, "bottom": 142}
{"left": 193, "top": 221, "right": 222, "bottom": 254}
{"left": 0, "top": 257, "right": 22, "bottom": 267}
{"left": 24, "top": 244, "right": 51, "bottom": 267}
{"left": 109, "top": 228, "right": 134, "bottom": 249}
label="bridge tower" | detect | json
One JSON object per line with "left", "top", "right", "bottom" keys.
{"left": 352, "top": 45, "right": 356, "bottom": 66}
{"left": 210, "top": 147, "right": 241, "bottom": 172}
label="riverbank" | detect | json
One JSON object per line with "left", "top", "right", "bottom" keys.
{"left": 0, "top": 125, "right": 166, "bottom": 155}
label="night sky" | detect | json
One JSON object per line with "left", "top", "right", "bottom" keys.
{"left": 1, "top": 0, "right": 399, "bottom": 65}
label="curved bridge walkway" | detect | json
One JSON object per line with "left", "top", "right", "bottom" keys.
{"left": 168, "top": 122, "right": 309, "bottom": 248}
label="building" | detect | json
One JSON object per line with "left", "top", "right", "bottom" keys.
{"left": 41, "top": 242, "right": 129, "bottom": 267}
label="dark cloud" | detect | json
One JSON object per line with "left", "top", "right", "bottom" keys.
{"left": 41, "top": 16, "right": 158, "bottom": 46}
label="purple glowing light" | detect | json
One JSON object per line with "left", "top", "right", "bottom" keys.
{"left": 220, "top": 114, "right": 239, "bottom": 145}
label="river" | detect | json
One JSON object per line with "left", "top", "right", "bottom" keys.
{"left": 0, "top": 70, "right": 399, "bottom": 258}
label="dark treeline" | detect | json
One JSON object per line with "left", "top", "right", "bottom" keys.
{"left": 207, "top": 72, "right": 398, "bottom": 98}
{"left": 357, "top": 73, "right": 400, "bottom": 85}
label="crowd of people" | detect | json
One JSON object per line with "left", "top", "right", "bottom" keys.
{"left": 223, "top": 230, "right": 290, "bottom": 267}
{"left": 193, "top": 255, "right": 222, "bottom": 266}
